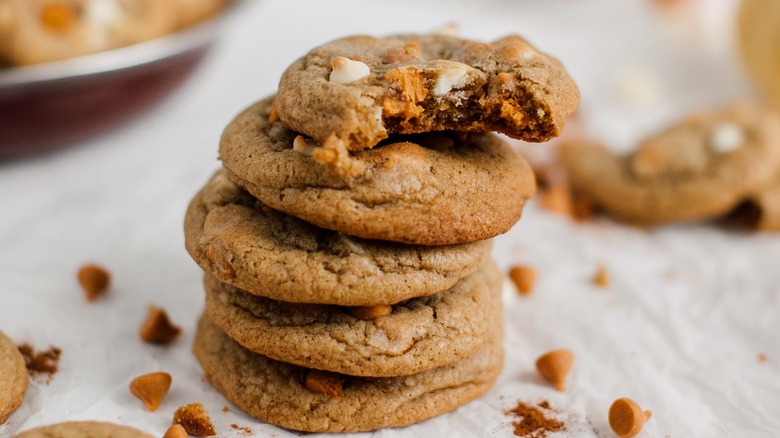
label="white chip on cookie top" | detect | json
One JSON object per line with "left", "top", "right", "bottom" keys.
{"left": 709, "top": 123, "right": 746, "bottom": 153}
{"left": 431, "top": 23, "right": 460, "bottom": 37}
{"left": 85, "top": 0, "right": 124, "bottom": 27}
{"left": 292, "top": 135, "right": 318, "bottom": 156}
{"left": 329, "top": 57, "right": 370, "bottom": 84}
{"left": 433, "top": 60, "right": 474, "bottom": 95}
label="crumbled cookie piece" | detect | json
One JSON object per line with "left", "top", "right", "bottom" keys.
{"left": 609, "top": 398, "right": 652, "bottom": 438}
{"left": 509, "top": 265, "right": 537, "bottom": 296}
{"left": 163, "top": 424, "right": 188, "bottom": 438}
{"left": 173, "top": 403, "right": 216, "bottom": 437}
{"left": 139, "top": 305, "right": 181, "bottom": 344}
{"left": 304, "top": 370, "right": 346, "bottom": 398}
{"left": 77, "top": 264, "right": 111, "bottom": 301}
{"left": 129, "top": 371, "right": 172, "bottom": 411}
{"left": 535, "top": 349, "right": 574, "bottom": 391}
{"left": 346, "top": 305, "right": 393, "bottom": 320}
{"left": 593, "top": 265, "right": 610, "bottom": 288}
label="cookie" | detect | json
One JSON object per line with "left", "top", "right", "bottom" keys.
{"left": 275, "top": 33, "right": 579, "bottom": 157}
{"left": 185, "top": 170, "right": 493, "bottom": 305}
{"left": 13, "top": 421, "right": 152, "bottom": 438}
{"left": 738, "top": 0, "right": 780, "bottom": 107}
{"left": 193, "top": 313, "right": 503, "bottom": 433}
{"left": 0, "top": 330, "right": 27, "bottom": 425}
{"left": 204, "top": 260, "right": 502, "bottom": 377}
{"left": 219, "top": 97, "right": 536, "bottom": 245}
{"left": 562, "top": 104, "right": 780, "bottom": 225}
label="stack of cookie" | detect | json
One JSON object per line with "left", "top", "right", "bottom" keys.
{"left": 184, "top": 33, "right": 578, "bottom": 433}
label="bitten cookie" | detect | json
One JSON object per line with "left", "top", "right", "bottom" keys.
{"left": 275, "top": 33, "right": 579, "bottom": 159}
{"left": 219, "top": 96, "right": 536, "bottom": 245}
{"left": 13, "top": 421, "right": 152, "bottom": 438}
{"left": 204, "top": 260, "right": 502, "bottom": 377}
{"left": 0, "top": 330, "right": 27, "bottom": 425}
{"left": 184, "top": 170, "right": 493, "bottom": 305}
{"left": 562, "top": 104, "right": 780, "bottom": 225}
{"left": 193, "top": 314, "right": 503, "bottom": 433}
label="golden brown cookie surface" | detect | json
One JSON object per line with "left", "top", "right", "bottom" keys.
{"left": 0, "top": 330, "right": 27, "bottom": 426}
{"left": 13, "top": 421, "right": 152, "bottom": 438}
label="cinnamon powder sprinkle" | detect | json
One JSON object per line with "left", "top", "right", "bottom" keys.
{"left": 18, "top": 343, "right": 62, "bottom": 380}
{"left": 506, "top": 401, "right": 565, "bottom": 437}
{"left": 231, "top": 424, "right": 252, "bottom": 434}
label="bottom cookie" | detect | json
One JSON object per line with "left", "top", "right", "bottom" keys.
{"left": 13, "top": 421, "right": 152, "bottom": 438}
{"left": 0, "top": 330, "right": 28, "bottom": 425}
{"left": 193, "top": 314, "right": 503, "bottom": 433}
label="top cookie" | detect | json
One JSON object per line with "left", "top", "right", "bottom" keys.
{"left": 562, "top": 104, "right": 780, "bottom": 225}
{"left": 0, "top": 330, "right": 27, "bottom": 425}
{"left": 275, "top": 33, "right": 579, "bottom": 153}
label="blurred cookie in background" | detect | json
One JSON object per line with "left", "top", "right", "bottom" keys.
{"left": 738, "top": 0, "right": 780, "bottom": 107}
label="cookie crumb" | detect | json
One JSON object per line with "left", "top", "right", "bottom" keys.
{"left": 163, "top": 424, "right": 188, "bottom": 438}
{"left": 173, "top": 403, "right": 216, "bottom": 437}
{"left": 139, "top": 305, "right": 181, "bottom": 344}
{"left": 592, "top": 265, "right": 610, "bottom": 288}
{"left": 222, "top": 406, "right": 229, "bottom": 412}
{"left": 346, "top": 305, "right": 393, "bottom": 320}
{"left": 536, "top": 349, "right": 574, "bottom": 392}
{"left": 759, "top": 353, "right": 767, "bottom": 363}
{"left": 304, "top": 369, "right": 346, "bottom": 398}
{"left": 129, "top": 371, "right": 172, "bottom": 412}
{"left": 18, "top": 343, "right": 61, "bottom": 381}
{"left": 77, "top": 263, "right": 111, "bottom": 301}
{"left": 231, "top": 424, "right": 252, "bottom": 434}
{"left": 609, "top": 398, "right": 652, "bottom": 438}
{"left": 509, "top": 265, "right": 537, "bottom": 295}
{"left": 506, "top": 400, "right": 565, "bottom": 437}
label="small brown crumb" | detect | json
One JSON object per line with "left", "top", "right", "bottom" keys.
{"left": 609, "top": 398, "right": 652, "bottom": 438}
{"left": 593, "top": 265, "right": 610, "bottom": 288}
{"left": 231, "top": 424, "right": 252, "bottom": 434}
{"left": 18, "top": 343, "right": 62, "bottom": 381}
{"left": 173, "top": 403, "right": 216, "bottom": 437}
{"left": 268, "top": 102, "right": 279, "bottom": 123}
{"left": 163, "top": 424, "right": 188, "bottom": 438}
{"left": 536, "top": 349, "right": 574, "bottom": 391}
{"left": 77, "top": 264, "right": 110, "bottom": 302}
{"left": 506, "top": 400, "right": 565, "bottom": 437}
{"left": 509, "top": 265, "right": 537, "bottom": 296}
{"left": 304, "top": 369, "right": 346, "bottom": 398}
{"left": 346, "top": 305, "right": 393, "bottom": 320}
{"left": 139, "top": 305, "right": 181, "bottom": 344}
{"left": 759, "top": 353, "right": 767, "bottom": 363}
{"left": 129, "top": 371, "right": 172, "bottom": 412}
{"left": 222, "top": 406, "right": 229, "bottom": 412}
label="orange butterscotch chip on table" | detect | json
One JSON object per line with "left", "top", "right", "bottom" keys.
{"left": 593, "top": 265, "right": 610, "bottom": 288}
{"left": 535, "top": 349, "right": 574, "bottom": 392}
{"left": 305, "top": 369, "right": 346, "bottom": 398}
{"left": 173, "top": 403, "right": 216, "bottom": 437}
{"left": 77, "top": 264, "right": 111, "bottom": 302}
{"left": 162, "top": 424, "right": 188, "bottom": 438}
{"left": 509, "top": 265, "right": 537, "bottom": 295}
{"left": 129, "top": 371, "right": 172, "bottom": 411}
{"left": 139, "top": 305, "right": 181, "bottom": 344}
{"left": 609, "top": 397, "right": 652, "bottom": 438}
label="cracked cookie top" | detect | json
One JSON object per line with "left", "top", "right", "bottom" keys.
{"left": 274, "top": 33, "right": 579, "bottom": 158}
{"left": 562, "top": 103, "right": 780, "bottom": 225}
{"left": 219, "top": 96, "right": 536, "bottom": 245}
{"left": 184, "top": 170, "right": 493, "bottom": 306}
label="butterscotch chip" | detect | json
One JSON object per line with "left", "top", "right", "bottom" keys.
{"left": 346, "top": 305, "right": 392, "bottom": 320}
{"left": 609, "top": 397, "right": 652, "bottom": 438}
{"left": 163, "top": 424, "right": 188, "bottom": 438}
{"left": 535, "top": 349, "right": 574, "bottom": 391}
{"left": 268, "top": 102, "right": 279, "bottom": 123}
{"left": 593, "top": 265, "right": 610, "bottom": 288}
{"left": 129, "top": 372, "right": 172, "bottom": 412}
{"left": 77, "top": 264, "right": 111, "bottom": 302}
{"left": 538, "top": 184, "right": 574, "bottom": 217}
{"left": 304, "top": 370, "right": 345, "bottom": 398}
{"left": 173, "top": 403, "right": 216, "bottom": 437}
{"left": 509, "top": 265, "right": 537, "bottom": 295}
{"left": 39, "top": 3, "right": 75, "bottom": 33}
{"left": 139, "top": 306, "right": 181, "bottom": 344}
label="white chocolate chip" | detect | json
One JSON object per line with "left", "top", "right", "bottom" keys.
{"left": 329, "top": 57, "right": 370, "bottom": 84}
{"left": 292, "top": 135, "right": 319, "bottom": 156}
{"left": 433, "top": 61, "right": 474, "bottom": 95}
{"left": 85, "top": 0, "right": 123, "bottom": 27}
{"left": 709, "top": 123, "right": 746, "bottom": 153}
{"left": 431, "top": 22, "right": 460, "bottom": 37}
